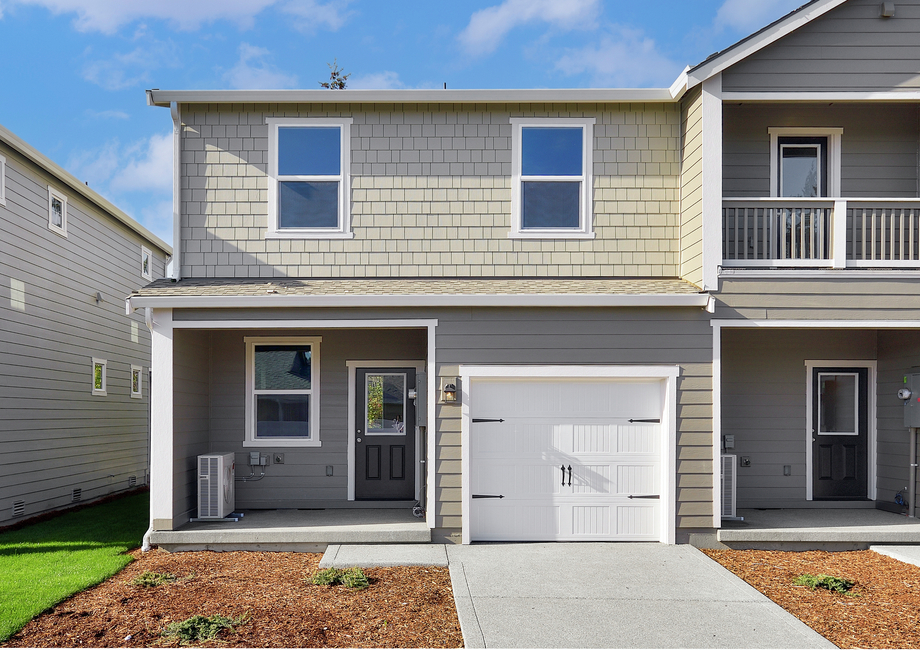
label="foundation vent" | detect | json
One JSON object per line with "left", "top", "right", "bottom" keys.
{"left": 128, "top": 476, "right": 137, "bottom": 488}
{"left": 12, "top": 500, "right": 25, "bottom": 518}
{"left": 72, "top": 488, "right": 82, "bottom": 503}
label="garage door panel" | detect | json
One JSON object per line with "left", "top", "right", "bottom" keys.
{"left": 617, "top": 424, "right": 660, "bottom": 454}
{"left": 474, "top": 380, "right": 661, "bottom": 420}
{"left": 617, "top": 505, "right": 658, "bottom": 537}
{"left": 572, "top": 505, "right": 611, "bottom": 536}
{"left": 571, "top": 465, "right": 612, "bottom": 494}
{"left": 616, "top": 464, "right": 659, "bottom": 496}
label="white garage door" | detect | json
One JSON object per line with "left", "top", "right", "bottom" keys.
{"left": 470, "top": 377, "right": 663, "bottom": 542}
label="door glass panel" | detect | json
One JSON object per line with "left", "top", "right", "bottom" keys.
{"left": 780, "top": 144, "right": 820, "bottom": 197}
{"left": 818, "top": 373, "right": 857, "bottom": 435}
{"left": 366, "top": 373, "right": 406, "bottom": 434}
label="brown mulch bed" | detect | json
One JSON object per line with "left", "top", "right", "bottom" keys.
{"left": 3, "top": 550, "right": 463, "bottom": 648}
{"left": 702, "top": 548, "right": 920, "bottom": 649}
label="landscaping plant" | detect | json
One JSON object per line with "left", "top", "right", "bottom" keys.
{"left": 309, "top": 567, "right": 369, "bottom": 590}
{"left": 163, "top": 613, "right": 246, "bottom": 643}
{"left": 793, "top": 573, "right": 855, "bottom": 593}
{"left": 130, "top": 571, "right": 176, "bottom": 587}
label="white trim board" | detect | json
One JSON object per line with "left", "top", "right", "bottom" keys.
{"left": 723, "top": 91, "right": 920, "bottom": 102}
{"left": 346, "top": 360, "right": 426, "bottom": 503}
{"left": 804, "top": 360, "right": 877, "bottom": 502}
{"left": 164, "top": 318, "right": 439, "bottom": 330}
{"left": 458, "top": 364, "right": 679, "bottom": 545}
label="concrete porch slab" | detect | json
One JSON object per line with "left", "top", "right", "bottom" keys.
{"left": 319, "top": 543, "right": 448, "bottom": 568}
{"left": 718, "top": 509, "right": 920, "bottom": 550}
{"left": 150, "top": 508, "right": 430, "bottom": 552}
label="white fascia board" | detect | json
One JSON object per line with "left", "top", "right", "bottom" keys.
{"left": 147, "top": 88, "right": 676, "bottom": 107}
{"left": 723, "top": 91, "right": 920, "bottom": 102}
{"left": 127, "top": 293, "right": 711, "bottom": 310}
{"left": 460, "top": 365, "right": 680, "bottom": 380}
{"left": 669, "top": 67, "right": 689, "bottom": 99}
{"left": 712, "top": 319, "right": 920, "bottom": 329}
{"left": 0, "top": 122, "right": 172, "bottom": 255}
{"left": 687, "top": 0, "right": 848, "bottom": 89}
{"left": 720, "top": 269, "right": 920, "bottom": 279}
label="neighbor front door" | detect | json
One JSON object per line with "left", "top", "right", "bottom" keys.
{"left": 355, "top": 367, "right": 416, "bottom": 500}
{"left": 812, "top": 367, "right": 868, "bottom": 499}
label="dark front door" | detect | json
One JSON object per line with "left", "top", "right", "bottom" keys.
{"left": 355, "top": 367, "right": 416, "bottom": 500}
{"left": 812, "top": 367, "right": 869, "bottom": 499}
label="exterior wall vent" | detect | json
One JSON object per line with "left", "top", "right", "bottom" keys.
{"left": 12, "top": 500, "right": 25, "bottom": 518}
{"left": 72, "top": 488, "right": 82, "bottom": 503}
{"left": 128, "top": 475, "right": 137, "bottom": 488}
{"left": 720, "top": 454, "right": 737, "bottom": 519}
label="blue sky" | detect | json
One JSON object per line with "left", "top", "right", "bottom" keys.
{"left": 0, "top": 0, "right": 802, "bottom": 244}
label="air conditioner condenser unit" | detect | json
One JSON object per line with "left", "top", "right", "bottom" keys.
{"left": 198, "top": 452, "right": 236, "bottom": 519}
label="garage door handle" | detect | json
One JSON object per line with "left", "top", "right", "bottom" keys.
{"left": 627, "top": 494, "right": 660, "bottom": 499}
{"left": 473, "top": 418, "right": 505, "bottom": 423}
{"left": 567, "top": 465, "right": 572, "bottom": 487}
{"left": 628, "top": 418, "right": 660, "bottom": 423}
{"left": 472, "top": 494, "right": 505, "bottom": 499}
{"left": 561, "top": 465, "right": 566, "bottom": 486}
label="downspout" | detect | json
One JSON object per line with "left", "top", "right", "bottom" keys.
{"left": 141, "top": 305, "right": 156, "bottom": 551}
{"left": 911, "top": 427, "right": 917, "bottom": 519}
{"left": 170, "top": 101, "right": 181, "bottom": 280}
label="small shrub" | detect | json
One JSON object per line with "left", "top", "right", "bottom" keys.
{"left": 794, "top": 573, "right": 855, "bottom": 593}
{"left": 309, "top": 567, "right": 369, "bottom": 590}
{"left": 163, "top": 614, "right": 245, "bottom": 643}
{"left": 341, "top": 567, "right": 369, "bottom": 590}
{"left": 130, "top": 571, "right": 176, "bottom": 587}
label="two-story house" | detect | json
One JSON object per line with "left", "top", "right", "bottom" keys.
{"left": 132, "top": 0, "right": 920, "bottom": 551}
{"left": 0, "top": 123, "right": 171, "bottom": 527}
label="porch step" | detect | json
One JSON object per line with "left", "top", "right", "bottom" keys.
{"left": 150, "top": 508, "right": 431, "bottom": 552}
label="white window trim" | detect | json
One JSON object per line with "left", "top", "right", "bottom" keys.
{"left": 265, "top": 117, "right": 354, "bottom": 240}
{"left": 509, "top": 117, "right": 595, "bottom": 240}
{"left": 48, "top": 187, "right": 68, "bottom": 237}
{"left": 0, "top": 154, "right": 6, "bottom": 207}
{"left": 92, "top": 358, "right": 107, "bottom": 396}
{"left": 141, "top": 246, "right": 153, "bottom": 281}
{"left": 769, "top": 127, "right": 842, "bottom": 198}
{"left": 244, "top": 336, "right": 322, "bottom": 447}
{"left": 131, "top": 364, "right": 143, "bottom": 399}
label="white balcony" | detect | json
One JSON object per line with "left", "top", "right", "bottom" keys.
{"left": 722, "top": 198, "right": 920, "bottom": 268}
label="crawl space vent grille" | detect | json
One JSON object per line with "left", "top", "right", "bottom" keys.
{"left": 12, "top": 501, "right": 25, "bottom": 518}
{"left": 71, "top": 488, "right": 82, "bottom": 503}
{"left": 128, "top": 475, "right": 137, "bottom": 488}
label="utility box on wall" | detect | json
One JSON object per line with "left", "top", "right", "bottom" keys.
{"left": 903, "top": 369, "right": 920, "bottom": 427}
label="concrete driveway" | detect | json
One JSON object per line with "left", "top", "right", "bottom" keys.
{"left": 445, "top": 543, "right": 833, "bottom": 649}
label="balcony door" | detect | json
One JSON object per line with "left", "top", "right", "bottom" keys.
{"left": 778, "top": 136, "right": 827, "bottom": 198}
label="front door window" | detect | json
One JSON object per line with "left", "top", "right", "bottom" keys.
{"left": 817, "top": 373, "right": 858, "bottom": 435}
{"left": 366, "top": 373, "right": 407, "bottom": 434}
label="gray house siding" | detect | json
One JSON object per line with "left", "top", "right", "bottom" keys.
{"left": 723, "top": 103, "right": 920, "bottom": 198}
{"left": 0, "top": 141, "right": 167, "bottom": 527}
{"left": 722, "top": 0, "right": 920, "bottom": 93}
{"left": 169, "top": 305, "right": 713, "bottom": 540}
{"left": 178, "top": 102, "right": 682, "bottom": 279}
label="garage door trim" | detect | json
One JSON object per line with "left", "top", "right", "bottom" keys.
{"left": 459, "top": 365, "right": 679, "bottom": 545}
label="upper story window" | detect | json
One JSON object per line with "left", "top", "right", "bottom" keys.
{"left": 0, "top": 154, "right": 6, "bottom": 207}
{"left": 769, "top": 127, "right": 842, "bottom": 198}
{"left": 141, "top": 246, "right": 153, "bottom": 281}
{"left": 244, "top": 337, "right": 322, "bottom": 447}
{"left": 510, "top": 117, "right": 595, "bottom": 239}
{"left": 266, "top": 117, "right": 353, "bottom": 240}
{"left": 48, "top": 187, "right": 67, "bottom": 236}
{"left": 92, "top": 358, "right": 107, "bottom": 396}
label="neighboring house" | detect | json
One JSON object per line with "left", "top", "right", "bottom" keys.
{"left": 0, "top": 124, "right": 171, "bottom": 527}
{"left": 133, "top": 0, "right": 920, "bottom": 548}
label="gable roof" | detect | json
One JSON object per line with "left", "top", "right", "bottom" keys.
{"left": 686, "top": 0, "right": 849, "bottom": 88}
{"left": 0, "top": 122, "right": 172, "bottom": 255}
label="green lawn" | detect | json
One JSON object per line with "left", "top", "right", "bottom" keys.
{"left": 0, "top": 491, "right": 149, "bottom": 641}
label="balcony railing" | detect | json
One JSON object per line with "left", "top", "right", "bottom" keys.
{"left": 723, "top": 198, "right": 920, "bottom": 268}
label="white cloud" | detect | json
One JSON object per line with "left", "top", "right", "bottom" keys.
{"left": 82, "top": 39, "right": 179, "bottom": 90}
{"left": 348, "top": 71, "right": 404, "bottom": 90}
{"left": 281, "top": 0, "right": 353, "bottom": 33}
{"left": 458, "top": 0, "right": 600, "bottom": 56}
{"left": 1, "top": 0, "right": 279, "bottom": 33}
{"left": 110, "top": 132, "right": 173, "bottom": 193}
{"left": 714, "top": 0, "right": 803, "bottom": 33}
{"left": 223, "top": 43, "right": 298, "bottom": 89}
{"left": 68, "top": 140, "right": 121, "bottom": 187}
{"left": 554, "top": 27, "right": 680, "bottom": 87}
{"left": 85, "top": 109, "right": 130, "bottom": 120}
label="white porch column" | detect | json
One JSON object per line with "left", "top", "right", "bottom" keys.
{"left": 149, "top": 308, "right": 174, "bottom": 531}
{"left": 701, "top": 73, "right": 723, "bottom": 292}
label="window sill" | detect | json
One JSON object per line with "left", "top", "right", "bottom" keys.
{"left": 508, "top": 230, "right": 596, "bottom": 240}
{"left": 49, "top": 225, "right": 68, "bottom": 238}
{"left": 266, "top": 230, "right": 354, "bottom": 240}
{"left": 243, "top": 439, "right": 322, "bottom": 448}
{"left": 92, "top": 390, "right": 107, "bottom": 396}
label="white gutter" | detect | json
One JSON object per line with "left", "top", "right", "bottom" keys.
{"left": 147, "top": 87, "right": 677, "bottom": 107}
{"left": 127, "top": 292, "right": 710, "bottom": 310}
{"left": 170, "top": 101, "right": 181, "bottom": 280}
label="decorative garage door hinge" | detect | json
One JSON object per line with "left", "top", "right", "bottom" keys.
{"left": 472, "top": 418, "right": 505, "bottom": 423}
{"left": 472, "top": 494, "right": 505, "bottom": 499}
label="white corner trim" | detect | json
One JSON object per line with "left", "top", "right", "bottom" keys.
{"left": 170, "top": 101, "right": 181, "bottom": 280}
{"left": 150, "top": 308, "right": 174, "bottom": 528}
{"left": 346, "top": 360, "right": 426, "bottom": 503}
{"left": 459, "top": 364, "right": 679, "bottom": 545}
{"left": 711, "top": 324, "right": 722, "bottom": 529}
{"left": 687, "top": 0, "right": 849, "bottom": 87}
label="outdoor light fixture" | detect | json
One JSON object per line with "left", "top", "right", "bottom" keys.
{"left": 440, "top": 377, "right": 459, "bottom": 403}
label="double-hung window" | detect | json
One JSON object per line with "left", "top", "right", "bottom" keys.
{"left": 266, "top": 117, "right": 353, "bottom": 239}
{"left": 510, "top": 117, "right": 595, "bottom": 239}
{"left": 48, "top": 187, "right": 67, "bottom": 236}
{"left": 244, "top": 337, "right": 321, "bottom": 447}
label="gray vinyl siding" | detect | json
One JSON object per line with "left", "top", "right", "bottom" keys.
{"left": 0, "top": 143, "right": 167, "bottom": 526}
{"left": 723, "top": 103, "right": 920, "bottom": 198}
{"left": 178, "top": 102, "right": 681, "bottom": 279}
{"left": 173, "top": 330, "right": 210, "bottom": 526}
{"left": 722, "top": 0, "right": 920, "bottom": 92}
{"left": 680, "top": 87, "right": 703, "bottom": 286}
{"left": 716, "top": 277, "right": 920, "bottom": 320}
{"left": 170, "top": 305, "right": 714, "bottom": 539}
{"left": 876, "top": 330, "right": 920, "bottom": 507}
{"left": 721, "top": 328, "right": 878, "bottom": 508}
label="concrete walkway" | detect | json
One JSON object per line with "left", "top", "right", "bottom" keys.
{"left": 320, "top": 543, "right": 834, "bottom": 649}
